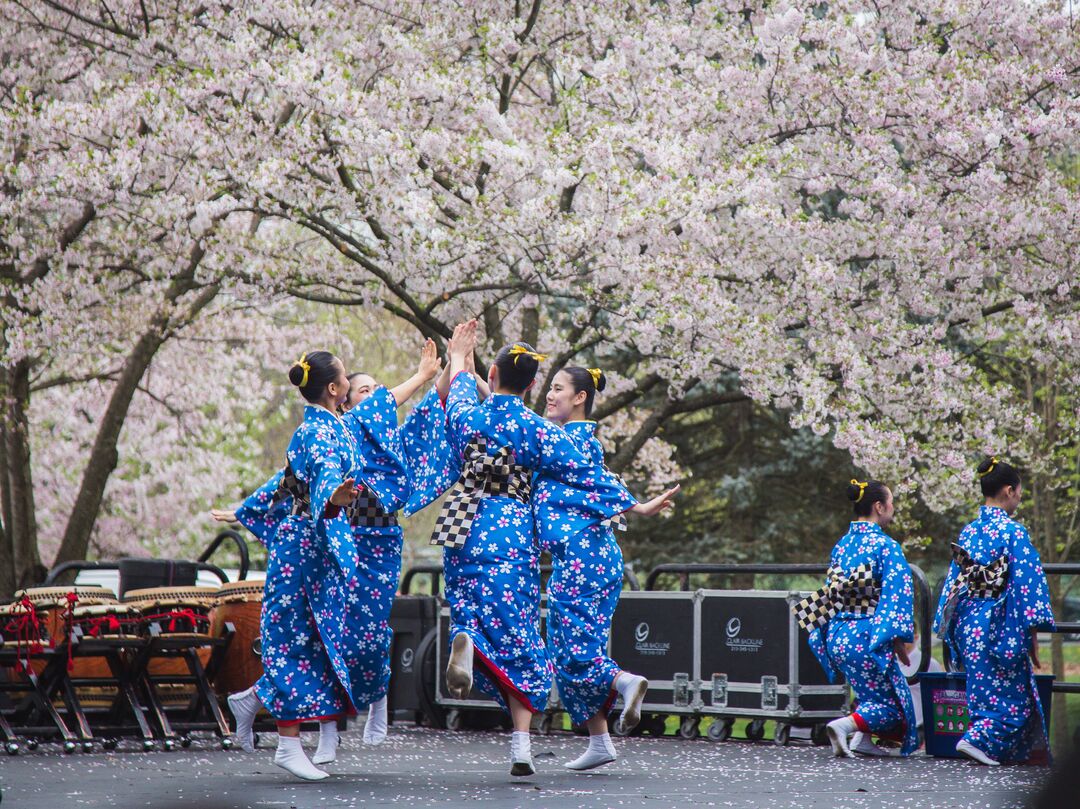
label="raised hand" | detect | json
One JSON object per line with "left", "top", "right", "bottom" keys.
{"left": 329, "top": 477, "right": 362, "bottom": 506}
{"left": 630, "top": 484, "right": 681, "bottom": 517}
{"left": 210, "top": 508, "right": 237, "bottom": 523}
{"left": 418, "top": 338, "right": 442, "bottom": 380}
{"left": 449, "top": 319, "right": 478, "bottom": 361}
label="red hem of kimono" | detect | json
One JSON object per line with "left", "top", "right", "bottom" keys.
{"left": 472, "top": 647, "right": 539, "bottom": 715}
{"left": 601, "top": 687, "right": 618, "bottom": 716}
{"left": 851, "top": 712, "right": 871, "bottom": 733}
{"left": 276, "top": 706, "right": 357, "bottom": 728}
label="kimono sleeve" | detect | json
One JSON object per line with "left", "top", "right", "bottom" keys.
{"left": 534, "top": 421, "right": 637, "bottom": 524}
{"left": 870, "top": 538, "right": 914, "bottom": 656}
{"left": 932, "top": 559, "right": 961, "bottom": 635}
{"left": 341, "top": 386, "right": 410, "bottom": 513}
{"left": 400, "top": 388, "right": 456, "bottom": 516}
{"left": 301, "top": 424, "right": 350, "bottom": 522}
{"left": 806, "top": 544, "right": 843, "bottom": 682}
{"left": 444, "top": 372, "right": 481, "bottom": 457}
{"left": 1007, "top": 526, "right": 1055, "bottom": 634}
{"left": 234, "top": 469, "right": 287, "bottom": 545}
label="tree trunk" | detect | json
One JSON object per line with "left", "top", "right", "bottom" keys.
{"left": 53, "top": 268, "right": 220, "bottom": 567}
{"left": 0, "top": 358, "right": 44, "bottom": 593}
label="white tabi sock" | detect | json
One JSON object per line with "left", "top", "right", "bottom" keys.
{"left": 565, "top": 732, "right": 617, "bottom": 771}
{"left": 311, "top": 720, "right": 339, "bottom": 765}
{"left": 509, "top": 730, "right": 535, "bottom": 777}
{"left": 274, "top": 734, "right": 329, "bottom": 781}
{"left": 613, "top": 672, "right": 649, "bottom": 733}
{"left": 446, "top": 633, "right": 474, "bottom": 700}
{"left": 363, "top": 696, "right": 388, "bottom": 745}
{"left": 226, "top": 686, "right": 261, "bottom": 753}
{"left": 956, "top": 738, "right": 1000, "bottom": 766}
{"left": 826, "top": 715, "right": 858, "bottom": 758}
{"left": 850, "top": 731, "right": 898, "bottom": 757}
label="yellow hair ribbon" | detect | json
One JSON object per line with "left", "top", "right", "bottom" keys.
{"left": 508, "top": 345, "right": 549, "bottom": 366}
{"left": 850, "top": 478, "right": 868, "bottom": 503}
{"left": 295, "top": 353, "right": 311, "bottom": 388}
{"left": 977, "top": 457, "right": 999, "bottom": 478}
{"left": 587, "top": 368, "right": 603, "bottom": 388}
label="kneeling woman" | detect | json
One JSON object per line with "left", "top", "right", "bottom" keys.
{"left": 795, "top": 480, "right": 917, "bottom": 757}
{"left": 434, "top": 321, "right": 635, "bottom": 777}
{"left": 539, "top": 366, "right": 679, "bottom": 771}
{"left": 933, "top": 458, "right": 1054, "bottom": 765}
{"left": 227, "top": 351, "right": 364, "bottom": 780}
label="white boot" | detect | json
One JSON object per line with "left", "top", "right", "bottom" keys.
{"left": 446, "top": 633, "right": 474, "bottom": 699}
{"left": 613, "top": 672, "right": 649, "bottom": 734}
{"left": 312, "top": 720, "right": 339, "bottom": 765}
{"left": 363, "top": 696, "right": 388, "bottom": 745}
{"left": 850, "top": 731, "right": 897, "bottom": 757}
{"left": 274, "top": 735, "right": 329, "bottom": 781}
{"left": 227, "top": 687, "right": 261, "bottom": 753}
{"left": 510, "top": 730, "right": 535, "bottom": 777}
{"left": 826, "top": 715, "right": 857, "bottom": 758}
{"left": 565, "top": 732, "right": 617, "bottom": 771}
{"left": 956, "top": 738, "right": 1000, "bottom": 766}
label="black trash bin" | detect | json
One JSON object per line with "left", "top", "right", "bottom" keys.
{"left": 388, "top": 595, "right": 438, "bottom": 724}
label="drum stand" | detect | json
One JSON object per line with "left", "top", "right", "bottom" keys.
{"left": 60, "top": 628, "right": 158, "bottom": 750}
{"left": 134, "top": 622, "right": 235, "bottom": 749}
{"left": 0, "top": 646, "right": 79, "bottom": 754}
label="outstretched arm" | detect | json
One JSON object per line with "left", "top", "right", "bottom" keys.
{"left": 390, "top": 338, "right": 442, "bottom": 406}
{"left": 629, "top": 484, "right": 681, "bottom": 517}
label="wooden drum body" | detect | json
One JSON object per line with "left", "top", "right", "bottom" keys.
{"left": 210, "top": 580, "right": 264, "bottom": 696}
{"left": 123, "top": 587, "right": 217, "bottom": 705}
{"left": 6, "top": 586, "right": 119, "bottom": 679}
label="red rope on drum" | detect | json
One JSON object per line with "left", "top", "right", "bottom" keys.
{"left": 139, "top": 609, "right": 210, "bottom": 633}
{"left": 64, "top": 591, "right": 78, "bottom": 671}
{"left": 3, "top": 597, "right": 44, "bottom": 674}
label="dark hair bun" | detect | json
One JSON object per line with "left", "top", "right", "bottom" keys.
{"left": 845, "top": 482, "right": 862, "bottom": 502}
{"left": 976, "top": 457, "right": 996, "bottom": 476}
{"left": 288, "top": 363, "right": 306, "bottom": 387}
{"left": 595, "top": 371, "right": 607, "bottom": 393}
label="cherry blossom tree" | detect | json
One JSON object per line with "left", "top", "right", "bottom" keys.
{"left": 4, "top": 5, "right": 1078, "bottom": 747}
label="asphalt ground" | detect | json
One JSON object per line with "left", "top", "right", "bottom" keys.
{"left": 0, "top": 724, "right": 1055, "bottom": 809}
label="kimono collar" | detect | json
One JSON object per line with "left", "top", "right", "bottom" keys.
{"left": 849, "top": 520, "right": 885, "bottom": 536}
{"left": 304, "top": 403, "right": 343, "bottom": 426}
{"left": 487, "top": 393, "right": 526, "bottom": 412}
{"left": 979, "top": 505, "right": 1010, "bottom": 521}
{"left": 564, "top": 420, "right": 598, "bottom": 438}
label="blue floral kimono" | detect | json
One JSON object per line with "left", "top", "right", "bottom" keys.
{"left": 809, "top": 521, "right": 918, "bottom": 755}
{"left": 933, "top": 506, "right": 1054, "bottom": 763}
{"left": 252, "top": 405, "right": 361, "bottom": 722}
{"left": 234, "top": 469, "right": 289, "bottom": 545}
{"left": 534, "top": 420, "right": 637, "bottom": 725}
{"left": 440, "top": 374, "right": 632, "bottom": 713}
{"left": 333, "top": 386, "right": 454, "bottom": 709}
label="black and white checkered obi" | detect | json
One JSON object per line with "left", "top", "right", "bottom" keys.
{"left": 792, "top": 563, "right": 880, "bottom": 632}
{"left": 948, "top": 543, "right": 1008, "bottom": 600}
{"left": 277, "top": 464, "right": 397, "bottom": 528}
{"left": 430, "top": 437, "right": 532, "bottom": 548}
{"left": 600, "top": 473, "right": 629, "bottom": 532}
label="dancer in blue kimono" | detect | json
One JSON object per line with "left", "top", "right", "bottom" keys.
{"left": 329, "top": 339, "right": 452, "bottom": 753}
{"left": 432, "top": 320, "right": 636, "bottom": 777}
{"left": 217, "top": 342, "right": 456, "bottom": 764}
{"left": 793, "top": 479, "right": 918, "bottom": 758}
{"left": 933, "top": 458, "right": 1054, "bottom": 765}
{"left": 218, "top": 350, "right": 364, "bottom": 781}
{"left": 539, "top": 365, "right": 680, "bottom": 771}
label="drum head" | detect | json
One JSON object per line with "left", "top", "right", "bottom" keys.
{"left": 15, "top": 586, "right": 118, "bottom": 606}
